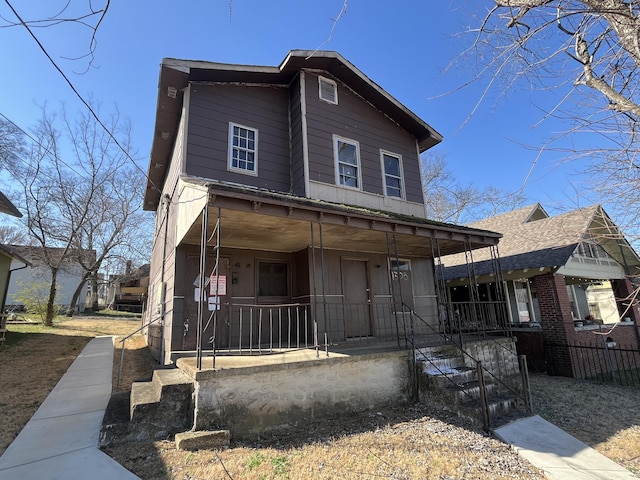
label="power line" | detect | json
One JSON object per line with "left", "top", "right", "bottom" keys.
{"left": 3, "top": 0, "right": 159, "bottom": 193}
{"left": 0, "top": 111, "right": 89, "bottom": 181}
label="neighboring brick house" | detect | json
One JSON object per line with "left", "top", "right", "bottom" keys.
{"left": 142, "top": 50, "right": 504, "bottom": 365}
{"left": 441, "top": 203, "right": 640, "bottom": 377}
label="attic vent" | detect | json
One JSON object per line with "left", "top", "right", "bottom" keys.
{"left": 167, "top": 86, "right": 177, "bottom": 98}
{"left": 318, "top": 76, "right": 337, "bottom": 104}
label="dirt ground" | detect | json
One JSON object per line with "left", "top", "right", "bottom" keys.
{"left": 2, "top": 317, "right": 639, "bottom": 479}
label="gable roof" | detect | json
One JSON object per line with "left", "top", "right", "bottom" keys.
{"left": 144, "top": 50, "right": 443, "bottom": 210}
{"left": 442, "top": 204, "right": 640, "bottom": 279}
{"left": 2, "top": 245, "right": 96, "bottom": 268}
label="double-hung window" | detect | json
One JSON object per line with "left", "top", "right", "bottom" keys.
{"left": 381, "top": 151, "right": 403, "bottom": 198}
{"left": 334, "top": 136, "right": 361, "bottom": 189}
{"left": 229, "top": 122, "right": 258, "bottom": 175}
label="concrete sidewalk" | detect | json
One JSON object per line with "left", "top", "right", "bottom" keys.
{"left": 495, "top": 415, "right": 638, "bottom": 479}
{"left": 0, "top": 336, "right": 139, "bottom": 480}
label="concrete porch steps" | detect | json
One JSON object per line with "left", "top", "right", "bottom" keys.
{"left": 416, "top": 347, "right": 523, "bottom": 425}
{"left": 100, "top": 368, "right": 194, "bottom": 447}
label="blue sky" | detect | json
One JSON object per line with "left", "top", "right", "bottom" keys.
{"left": 0, "top": 1, "right": 592, "bottom": 216}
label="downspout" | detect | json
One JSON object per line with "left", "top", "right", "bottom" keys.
{"left": 159, "top": 194, "right": 171, "bottom": 364}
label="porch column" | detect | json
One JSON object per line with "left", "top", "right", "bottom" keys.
{"left": 611, "top": 278, "right": 640, "bottom": 323}
{"left": 532, "top": 273, "right": 576, "bottom": 377}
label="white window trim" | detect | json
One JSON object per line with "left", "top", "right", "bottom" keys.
{"left": 380, "top": 150, "right": 405, "bottom": 199}
{"left": 228, "top": 122, "right": 258, "bottom": 176}
{"left": 318, "top": 75, "right": 338, "bottom": 105}
{"left": 333, "top": 135, "right": 362, "bottom": 190}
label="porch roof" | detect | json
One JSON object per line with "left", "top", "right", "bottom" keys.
{"left": 179, "top": 181, "right": 502, "bottom": 258}
{"left": 441, "top": 204, "right": 640, "bottom": 282}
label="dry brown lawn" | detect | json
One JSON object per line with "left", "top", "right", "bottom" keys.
{"left": 1, "top": 317, "right": 639, "bottom": 479}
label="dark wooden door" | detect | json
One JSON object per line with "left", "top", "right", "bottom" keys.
{"left": 342, "top": 259, "right": 372, "bottom": 337}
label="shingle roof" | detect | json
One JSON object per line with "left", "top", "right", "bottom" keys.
{"left": 441, "top": 204, "right": 639, "bottom": 279}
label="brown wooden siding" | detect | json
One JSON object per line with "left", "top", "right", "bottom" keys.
{"left": 289, "top": 75, "right": 306, "bottom": 196}
{"left": 303, "top": 71, "right": 423, "bottom": 203}
{"left": 186, "top": 84, "right": 291, "bottom": 192}
{"left": 145, "top": 118, "right": 185, "bottom": 362}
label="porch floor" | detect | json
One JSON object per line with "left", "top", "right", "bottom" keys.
{"left": 173, "top": 334, "right": 487, "bottom": 377}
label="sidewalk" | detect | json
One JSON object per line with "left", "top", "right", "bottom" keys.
{"left": 495, "top": 415, "right": 638, "bottom": 480}
{"left": 1, "top": 337, "right": 637, "bottom": 480}
{"left": 0, "top": 336, "right": 139, "bottom": 480}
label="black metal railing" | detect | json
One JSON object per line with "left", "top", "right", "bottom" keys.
{"left": 545, "top": 341, "right": 640, "bottom": 387}
{"left": 210, "top": 300, "right": 513, "bottom": 354}
{"left": 215, "top": 301, "right": 413, "bottom": 354}
{"left": 441, "top": 301, "right": 510, "bottom": 334}
{"left": 403, "top": 302, "right": 531, "bottom": 430}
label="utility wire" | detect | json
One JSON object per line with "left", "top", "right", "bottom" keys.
{"left": 3, "top": 0, "right": 160, "bottom": 193}
{"left": 0, "top": 111, "right": 89, "bottom": 181}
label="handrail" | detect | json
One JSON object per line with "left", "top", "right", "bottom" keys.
{"left": 402, "top": 302, "right": 526, "bottom": 407}
{"left": 116, "top": 315, "right": 163, "bottom": 390}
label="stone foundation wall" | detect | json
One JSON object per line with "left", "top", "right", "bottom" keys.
{"left": 190, "top": 351, "right": 412, "bottom": 439}
{"left": 462, "top": 338, "right": 521, "bottom": 390}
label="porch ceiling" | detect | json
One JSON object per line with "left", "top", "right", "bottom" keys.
{"left": 179, "top": 188, "right": 501, "bottom": 258}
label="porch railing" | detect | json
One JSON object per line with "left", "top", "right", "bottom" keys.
{"left": 208, "top": 300, "right": 512, "bottom": 356}
{"left": 215, "top": 301, "right": 412, "bottom": 355}
{"left": 442, "top": 301, "right": 510, "bottom": 334}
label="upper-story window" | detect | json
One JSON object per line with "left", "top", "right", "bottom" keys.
{"left": 381, "top": 151, "right": 404, "bottom": 198}
{"left": 319, "top": 76, "right": 338, "bottom": 104}
{"left": 334, "top": 136, "right": 361, "bottom": 189}
{"left": 228, "top": 122, "right": 258, "bottom": 175}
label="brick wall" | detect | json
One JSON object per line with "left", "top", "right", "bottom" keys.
{"left": 534, "top": 273, "right": 640, "bottom": 378}
{"left": 533, "top": 273, "right": 575, "bottom": 377}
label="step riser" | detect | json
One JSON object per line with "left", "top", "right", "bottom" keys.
{"left": 417, "top": 353, "right": 520, "bottom": 419}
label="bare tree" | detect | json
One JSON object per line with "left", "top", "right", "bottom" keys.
{"left": 422, "top": 153, "right": 526, "bottom": 224}
{"left": 460, "top": 1, "right": 640, "bottom": 237}
{"left": 0, "top": 225, "right": 26, "bottom": 245}
{"left": 3, "top": 104, "right": 150, "bottom": 324}
{"left": 0, "top": 0, "right": 110, "bottom": 72}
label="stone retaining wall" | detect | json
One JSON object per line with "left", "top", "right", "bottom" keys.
{"left": 184, "top": 350, "right": 412, "bottom": 439}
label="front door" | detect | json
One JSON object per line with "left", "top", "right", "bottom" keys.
{"left": 342, "top": 259, "right": 372, "bottom": 338}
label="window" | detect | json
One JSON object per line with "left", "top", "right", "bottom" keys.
{"left": 318, "top": 76, "right": 337, "bottom": 104}
{"left": 381, "top": 151, "right": 403, "bottom": 198}
{"left": 258, "top": 262, "right": 288, "bottom": 298}
{"left": 334, "top": 136, "right": 361, "bottom": 189}
{"left": 228, "top": 123, "right": 258, "bottom": 175}
{"left": 390, "top": 260, "right": 410, "bottom": 272}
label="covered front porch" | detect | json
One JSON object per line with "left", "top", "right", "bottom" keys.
{"left": 154, "top": 180, "right": 507, "bottom": 368}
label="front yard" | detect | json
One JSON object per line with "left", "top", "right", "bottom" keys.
{"left": 1, "top": 317, "right": 638, "bottom": 479}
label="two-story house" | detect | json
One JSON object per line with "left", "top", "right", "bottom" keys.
{"left": 142, "top": 50, "right": 504, "bottom": 366}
